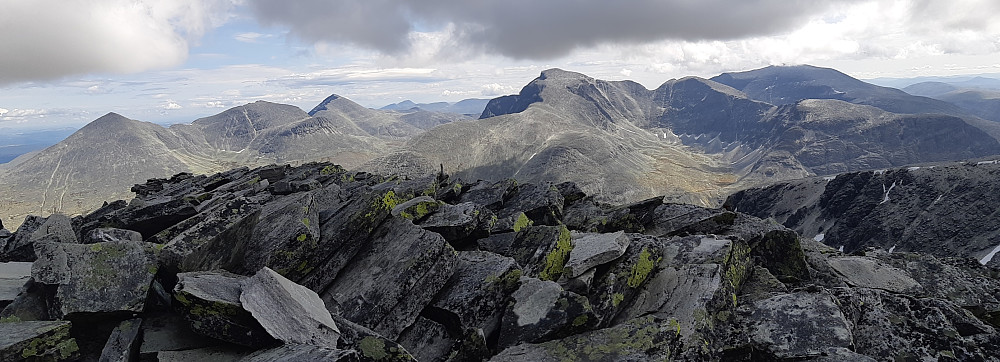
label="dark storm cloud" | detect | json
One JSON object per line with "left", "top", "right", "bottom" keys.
{"left": 246, "top": 0, "right": 862, "bottom": 59}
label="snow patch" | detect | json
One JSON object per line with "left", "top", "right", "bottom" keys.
{"left": 979, "top": 243, "right": 1000, "bottom": 265}
{"left": 888, "top": 245, "right": 896, "bottom": 253}
{"left": 838, "top": 245, "right": 844, "bottom": 252}
{"left": 823, "top": 176, "right": 836, "bottom": 181}
{"left": 874, "top": 169, "right": 887, "bottom": 175}
{"left": 977, "top": 160, "right": 999, "bottom": 165}
{"left": 907, "top": 167, "right": 921, "bottom": 171}
{"left": 933, "top": 194, "right": 943, "bottom": 205}
{"left": 813, "top": 233, "right": 825, "bottom": 242}
{"left": 879, "top": 181, "right": 897, "bottom": 205}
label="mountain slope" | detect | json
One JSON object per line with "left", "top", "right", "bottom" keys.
{"left": 379, "top": 68, "right": 1000, "bottom": 207}
{"left": 0, "top": 95, "right": 465, "bottom": 229}
{"left": 0, "top": 113, "right": 196, "bottom": 219}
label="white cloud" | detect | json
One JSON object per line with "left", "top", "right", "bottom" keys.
{"left": 481, "top": 83, "right": 517, "bottom": 96}
{"left": 0, "top": 0, "right": 235, "bottom": 85}
{"left": 161, "top": 101, "right": 183, "bottom": 110}
{"left": 0, "top": 108, "right": 7, "bottom": 116}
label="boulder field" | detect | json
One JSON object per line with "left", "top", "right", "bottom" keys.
{"left": 1, "top": 162, "right": 999, "bottom": 360}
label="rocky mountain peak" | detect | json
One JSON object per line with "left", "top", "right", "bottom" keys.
{"left": 307, "top": 93, "right": 360, "bottom": 116}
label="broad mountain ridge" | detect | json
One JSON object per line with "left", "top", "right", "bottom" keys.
{"left": 4, "top": 64, "right": 1000, "bottom": 232}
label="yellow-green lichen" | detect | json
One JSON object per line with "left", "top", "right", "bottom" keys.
{"left": 320, "top": 165, "right": 344, "bottom": 175}
{"left": 0, "top": 315, "right": 21, "bottom": 323}
{"left": 246, "top": 176, "right": 261, "bottom": 186}
{"left": 296, "top": 233, "right": 308, "bottom": 242}
{"left": 513, "top": 213, "right": 534, "bottom": 232}
{"left": 301, "top": 217, "right": 310, "bottom": 227}
{"left": 626, "top": 248, "right": 659, "bottom": 288}
{"left": 539, "top": 226, "right": 573, "bottom": 281}
{"left": 485, "top": 268, "right": 522, "bottom": 291}
{"left": 20, "top": 324, "right": 78, "bottom": 360}
{"left": 359, "top": 336, "right": 388, "bottom": 360}
{"left": 572, "top": 315, "right": 589, "bottom": 327}
{"left": 611, "top": 293, "right": 625, "bottom": 307}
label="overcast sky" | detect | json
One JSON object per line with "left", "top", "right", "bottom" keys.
{"left": 2, "top": 0, "right": 1000, "bottom": 129}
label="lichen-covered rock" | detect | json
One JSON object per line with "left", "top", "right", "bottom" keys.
{"left": 748, "top": 229, "right": 810, "bottom": 283}
{"left": 173, "top": 271, "right": 274, "bottom": 347}
{"left": 746, "top": 291, "right": 853, "bottom": 359}
{"left": 0, "top": 321, "right": 79, "bottom": 361}
{"left": 391, "top": 196, "right": 440, "bottom": 222}
{"left": 563, "top": 231, "right": 629, "bottom": 278}
{"left": 834, "top": 287, "right": 1000, "bottom": 360}
{"left": 243, "top": 344, "right": 359, "bottom": 362}
{"left": 98, "top": 318, "right": 142, "bottom": 362}
{"left": 329, "top": 313, "right": 416, "bottom": 362}
{"left": 497, "top": 278, "right": 596, "bottom": 349}
{"left": 396, "top": 316, "right": 455, "bottom": 362}
{"left": 496, "top": 182, "right": 564, "bottom": 226}
{"left": 458, "top": 179, "right": 518, "bottom": 211}
{"left": 239, "top": 267, "right": 341, "bottom": 348}
{"left": 496, "top": 225, "right": 573, "bottom": 281}
{"left": 418, "top": 202, "right": 495, "bottom": 246}
{"left": 490, "top": 315, "right": 676, "bottom": 361}
{"left": 320, "top": 218, "right": 457, "bottom": 340}
{"left": 238, "top": 188, "right": 328, "bottom": 279}
{"left": 587, "top": 235, "right": 665, "bottom": 326}
{"left": 31, "top": 240, "right": 159, "bottom": 318}
{"left": 429, "top": 251, "right": 521, "bottom": 344}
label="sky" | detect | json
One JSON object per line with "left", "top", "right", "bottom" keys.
{"left": 2, "top": 0, "right": 1000, "bottom": 130}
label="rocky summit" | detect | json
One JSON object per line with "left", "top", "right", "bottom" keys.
{"left": 1, "top": 161, "right": 1000, "bottom": 361}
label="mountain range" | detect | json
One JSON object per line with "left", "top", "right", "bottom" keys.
{"left": 3, "top": 65, "right": 1000, "bottom": 230}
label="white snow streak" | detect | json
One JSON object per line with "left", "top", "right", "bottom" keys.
{"left": 879, "top": 181, "right": 897, "bottom": 205}
{"left": 980, "top": 243, "right": 1000, "bottom": 265}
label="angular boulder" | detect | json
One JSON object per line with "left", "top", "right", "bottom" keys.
{"left": 98, "top": 318, "right": 142, "bottom": 362}
{"left": 418, "top": 202, "right": 494, "bottom": 245}
{"left": 158, "top": 196, "right": 261, "bottom": 273}
{"left": 748, "top": 291, "right": 854, "bottom": 359}
{"left": 430, "top": 251, "right": 521, "bottom": 341}
{"left": 319, "top": 218, "right": 457, "bottom": 340}
{"left": 497, "top": 278, "right": 596, "bottom": 349}
{"left": 240, "top": 267, "right": 341, "bottom": 348}
{"left": 827, "top": 256, "right": 921, "bottom": 293}
{"left": 173, "top": 271, "right": 274, "bottom": 347}
{"left": 31, "top": 241, "right": 159, "bottom": 318}
{"left": 563, "top": 231, "right": 629, "bottom": 278}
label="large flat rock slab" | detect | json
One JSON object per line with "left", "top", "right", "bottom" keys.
{"left": 240, "top": 267, "right": 341, "bottom": 348}
{"left": 828, "top": 256, "right": 921, "bottom": 293}
{"left": 563, "top": 231, "right": 629, "bottom": 278}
